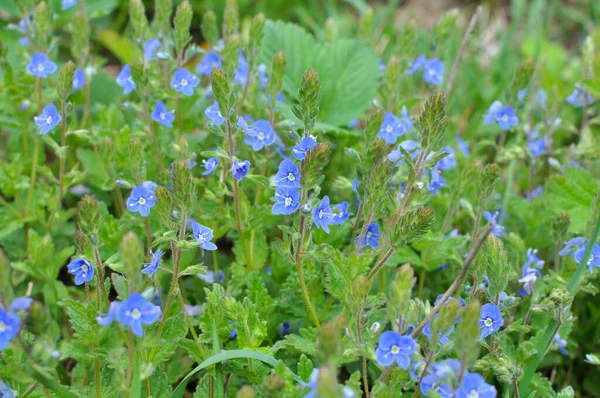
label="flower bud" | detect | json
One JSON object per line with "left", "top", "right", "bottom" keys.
{"left": 267, "top": 51, "right": 286, "bottom": 101}
{"left": 173, "top": 0, "right": 192, "bottom": 58}
{"left": 390, "top": 206, "right": 436, "bottom": 249}
{"left": 291, "top": 68, "right": 321, "bottom": 134}
{"left": 324, "top": 18, "right": 338, "bottom": 43}
{"left": 77, "top": 195, "right": 102, "bottom": 241}
{"left": 154, "top": 0, "right": 172, "bottom": 35}
{"left": 552, "top": 212, "right": 570, "bottom": 240}
{"left": 202, "top": 11, "right": 219, "bottom": 47}
{"left": 418, "top": 92, "right": 447, "bottom": 150}
{"left": 57, "top": 60, "right": 76, "bottom": 100}
{"left": 223, "top": 0, "right": 239, "bottom": 41}
{"left": 358, "top": 8, "right": 373, "bottom": 42}
{"left": 129, "top": 0, "right": 148, "bottom": 41}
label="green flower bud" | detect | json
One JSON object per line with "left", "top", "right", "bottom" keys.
{"left": 390, "top": 206, "right": 436, "bottom": 249}
{"left": 211, "top": 68, "right": 234, "bottom": 117}
{"left": 171, "top": 160, "right": 196, "bottom": 211}
{"left": 154, "top": 0, "right": 172, "bottom": 35}
{"left": 202, "top": 11, "right": 220, "bottom": 48}
{"left": 267, "top": 51, "right": 286, "bottom": 101}
{"left": 248, "top": 13, "right": 266, "bottom": 68}
{"left": 347, "top": 275, "right": 369, "bottom": 314}
{"left": 222, "top": 34, "right": 241, "bottom": 80}
{"left": 418, "top": 92, "right": 447, "bottom": 150}
{"left": 264, "top": 373, "right": 286, "bottom": 396}
{"left": 383, "top": 57, "right": 400, "bottom": 109}
{"left": 155, "top": 186, "right": 177, "bottom": 229}
{"left": 388, "top": 264, "right": 416, "bottom": 322}
{"left": 324, "top": 18, "right": 338, "bottom": 43}
{"left": 317, "top": 317, "right": 344, "bottom": 364}
{"left": 454, "top": 301, "right": 481, "bottom": 366}
{"left": 119, "top": 231, "right": 144, "bottom": 288}
{"left": 129, "top": 0, "right": 149, "bottom": 41}
{"left": 223, "top": 0, "right": 239, "bottom": 41}
{"left": 582, "top": 35, "right": 594, "bottom": 80}
{"left": 395, "top": 20, "right": 415, "bottom": 57}
{"left": 173, "top": 0, "right": 192, "bottom": 59}
{"left": 291, "top": 68, "right": 321, "bottom": 134}
{"left": 77, "top": 195, "right": 102, "bottom": 241}
{"left": 315, "top": 366, "right": 340, "bottom": 398}
{"left": 33, "top": 2, "right": 52, "bottom": 50}
{"left": 508, "top": 58, "right": 534, "bottom": 103}
{"left": 75, "top": 230, "right": 88, "bottom": 256}
{"left": 479, "top": 163, "right": 500, "bottom": 204}
{"left": 236, "top": 385, "right": 255, "bottom": 398}
{"left": 57, "top": 61, "right": 76, "bottom": 100}
{"left": 129, "top": 138, "right": 145, "bottom": 180}
{"left": 430, "top": 299, "right": 461, "bottom": 347}
{"left": 434, "top": 9, "right": 459, "bottom": 44}
{"left": 70, "top": 12, "right": 89, "bottom": 60}
{"left": 475, "top": 235, "right": 509, "bottom": 300}
{"left": 358, "top": 8, "right": 373, "bottom": 42}
{"left": 552, "top": 212, "right": 570, "bottom": 240}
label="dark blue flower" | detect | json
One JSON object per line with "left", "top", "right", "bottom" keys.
{"left": 142, "top": 248, "right": 163, "bottom": 276}
{"left": 192, "top": 222, "right": 218, "bottom": 251}
{"left": 574, "top": 243, "right": 600, "bottom": 271}
{"left": 8, "top": 297, "right": 33, "bottom": 313}
{"left": 126, "top": 183, "right": 157, "bottom": 217}
{"left": 197, "top": 270, "right": 225, "bottom": 284}
{"left": 313, "top": 196, "right": 335, "bottom": 233}
{"left": 116, "top": 64, "right": 136, "bottom": 94}
{"left": 279, "top": 322, "right": 291, "bottom": 336}
{"left": 423, "top": 59, "right": 444, "bottom": 85}
{"left": 479, "top": 303, "right": 503, "bottom": 339}
{"left": 495, "top": 106, "right": 519, "bottom": 130}
{"left": 232, "top": 160, "right": 250, "bottom": 180}
{"left": 559, "top": 237, "right": 586, "bottom": 257}
{"left": 374, "top": 331, "right": 417, "bottom": 369}
{"left": 438, "top": 146, "right": 457, "bottom": 170}
{"left": 26, "top": 52, "right": 57, "bottom": 78}
{"left": 205, "top": 102, "right": 226, "bottom": 125}
{"left": 455, "top": 372, "right": 497, "bottom": 398}
{"left": 61, "top": 0, "right": 78, "bottom": 10}
{"left": 292, "top": 137, "right": 318, "bottom": 160}
{"left": 355, "top": 222, "right": 380, "bottom": 249}
{"left": 566, "top": 84, "right": 594, "bottom": 108}
{"left": 202, "top": 157, "right": 219, "bottom": 176}
{"left": 275, "top": 158, "right": 301, "bottom": 188}
{"left": 171, "top": 68, "right": 200, "bottom": 96}
{"left": 378, "top": 113, "right": 407, "bottom": 144}
{"left": 483, "top": 101, "right": 503, "bottom": 125}
{"left": 272, "top": 187, "right": 300, "bottom": 215}
{"left": 407, "top": 55, "right": 427, "bottom": 75}
{"left": 388, "top": 140, "right": 420, "bottom": 166}
{"left": 144, "top": 38, "right": 162, "bottom": 61}
{"left": 34, "top": 104, "right": 62, "bottom": 135}
{"left": 331, "top": 202, "right": 349, "bottom": 225}
{"left": 196, "top": 52, "right": 222, "bottom": 75}
{"left": 97, "top": 293, "right": 162, "bottom": 337}
{"left": 483, "top": 211, "right": 504, "bottom": 236}
{"left": 68, "top": 258, "right": 95, "bottom": 285}
{"left": 151, "top": 101, "right": 175, "bottom": 128}
{"left": 0, "top": 380, "right": 14, "bottom": 398}
{"left": 0, "top": 308, "right": 21, "bottom": 351}
{"left": 72, "top": 68, "right": 86, "bottom": 92}
{"left": 243, "top": 119, "right": 277, "bottom": 151}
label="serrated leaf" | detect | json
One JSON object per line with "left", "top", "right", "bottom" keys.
{"left": 153, "top": 313, "right": 188, "bottom": 364}
{"left": 298, "top": 354, "right": 313, "bottom": 382}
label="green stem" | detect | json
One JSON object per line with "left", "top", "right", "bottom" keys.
{"left": 295, "top": 213, "right": 320, "bottom": 328}
{"left": 58, "top": 98, "right": 67, "bottom": 202}
{"left": 125, "top": 330, "right": 135, "bottom": 394}
{"left": 356, "top": 312, "right": 369, "bottom": 396}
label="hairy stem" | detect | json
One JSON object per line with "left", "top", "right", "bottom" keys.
{"left": 356, "top": 313, "right": 369, "bottom": 396}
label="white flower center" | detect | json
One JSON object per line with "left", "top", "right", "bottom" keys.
{"left": 181, "top": 79, "right": 188, "bottom": 86}
{"left": 131, "top": 309, "right": 141, "bottom": 319}
{"left": 428, "top": 68, "right": 436, "bottom": 76}
{"left": 484, "top": 318, "right": 493, "bottom": 327}
{"left": 284, "top": 197, "right": 292, "bottom": 207}
{"left": 390, "top": 345, "right": 400, "bottom": 355}
{"left": 37, "top": 64, "right": 45, "bottom": 72}
{"left": 73, "top": 79, "right": 79, "bottom": 86}
{"left": 287, "top": 173, "right": 295, "bottom": 181}
{"left": 367, "top": 232, "right": 372, "bottom": 238}
{"left": 46, "top": 116, "right": 53, "bottom": 124}
{"left": 385, "top": 125, "right": 393, "bottom": 133}
{"left": 197, "top": 234, "right": 205, "bottom": 243}
{"left": 0, "top": 321, "right": 6, "bottom": 332}
{"left": 160, "top": 112, "right": 165, "bottom": 120}
{"left": 258, "top": 132, "right": 265, "bottom": 140}
{"left": 81, "top": 265, "right": 88, "bottom": 272}
{"left": 469, "top": 391, "right": 479, "bottom": 398}
{"left": 502, "top": 115, "right": 508, "bottom": 121}
{"left": 138, "top": 197, "right": 146, "bottom": 205}
{"left": 318, "top": 210, "right": 324, "bottom": 219}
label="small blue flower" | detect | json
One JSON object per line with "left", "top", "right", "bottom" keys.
{"left": 144, "top": 38, "right": 162, "bottom": 61}
{"left": 388, "top": 140, "right": 420, "bottom": 167}
{"left": 68, "top": 258, "right": 95, "bottom": 285}
{"left": 347, "top": 119, "right": 360, "bottom": 128}
{"left": 97, "top": 294, "right": 162, "bottom": 337}
{"left": 483, "top": 100, "right": 503, "bottom": 125}
{"left": 191, "top": 222, "right": 218, "bottom": 251}
{"left": 484, "top": 211, "right": 504, "bottom": 236}
{"left": 378, "top": 113, "right": 407, "bottom": 144}
{"left": 116, "top": 64, "right": 136, "bottom": 94}
{"left": 423, "top": 58, "right": 444, "bottom": 85}
{"left": 243, "top": 120, "right": 277, "bottom": 151}
{"left": 26, "top": 52, "right": 57, "bottom": 78}
{"left": 374, "top": 331, "right": 417, "bottom": 369}
{"left": 232, "top": 160, "right": 250, "bottom": 180}
{"left": 202, "top": 157, "right": 219, "bottom": 176}
{"left": 553, "top": 333, "right": 568, "bottom": 355}
{"left": 234, "top": 52, "right": 249, "bottom": 87}
{"left": 0, "top": 380, "right": 14, "bottom": 398}
{"left": 528, "top": 137, "right": 546, "bottom": 157}
{"left": 526, "top": 185, "right": 544, "bottom": 201}
{"left": 518, "top": 261, "right": 542, "bottom": 296}
{"left": 230, "top": 322, "right": 238, "bottom": 339}
{"left": 171, "top": 68, "right": 200, "bottom": 96}
{"left": 18, "top": 16, "right": 31, "bottom": 46}
{"left": 8, "top": 297, "right": 33, "bottom": 313}
{"left": 456, "top": 137, "right": 470, "bottom": 157}
{"left": 275, "top": 158, "right": 301, "bottom": 188}
{"left": 205, "top": 102, "right": 226, "bottom": 125}
{"left": 197, "top": 270, "right": 225, "bottom": 284}
{"left": 479, "top": 303, "right": 503, "bottom": 339}
{"left": 573, "top": 243, "right": 600, "bottom": 271}
{"left": 257, "top": 63, "right": 269, "bottom": 87}
{"left": 313, "top": 196, "right": 335, "bottom": 233}
{"left": 495, "top": 106, "right": 519, "bottom": 130}
{"left": 272, "top": 187, "right": 300, "bottom": 215}
{"left": 196, "top": 52, "right": 222, "bottom": 75}
{"left": 61, "top": 0, "right": 78, "bottom": 10}
{"left": 355, "top": 222, "right": 380, "bottom": 249}
{"left": 279, "top": 321, "right": 291, "bottom": 336}
{"left": 455, "top": 372, "right": 497, "bottom": 398}
{"left": 559, "top": 237, "right": 586, "bottom": 257}
{"left": 184, "top": 305, "right": 203, "bottom": 316}
{"left": 292, "top": 137, "right": 318, "bottom": 160}
{"left": 126, "top": 184, "right": 157, "bottom": 217}
{"left": 34, "top": 104, "right": 62, "bottom": 135}
{"left": 423, "top": 314, "right": 454, "bottom": 345}
{"left": 566, "top": 84, "right": 594, "bottom": 108}
{"left": 151, "top": 101, "right": 175, "bottom": 128}
{"left": 331, "top": 202, "right": 349, "bottom": 225}
{"left": 438, "top": 146, "right": 457, "bottom": 170}
{"left": 407, "top": 55, "right": 427, "bottom": 75}
{"left": 142, "top": 248, "right": 163, "bottom": 276}
{"left": 72, "top": 68, "right": 86, "bottom": 92}
{"left": 431, "top": 359, "right": 461, "bottom": 380}
{"left": 498, "top": 292, "right": 515, "bottom": 306}
{"left": 427, "top": 165, "right": 445, "bottom": 196}
{"left": 0, "top": 308, "right": 20, "bottom": 351}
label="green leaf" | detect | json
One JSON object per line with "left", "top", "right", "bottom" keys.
{"left": 131, "top": 351, "right": 142, "bottom": 398}
{"left": 557, "top": 386, "right": 575, "bottom": 398}
{"left": 96, "top": 30, "right": 142, "bottom": 64}
{"left": 153, "top": 313, "right": 188, "bottom": 364}
{"left": 171, "top": 349, "right": 303, "bottom": 398}
{"left": 297, "top": 354, "right": 313, "bottom": 382}
{"left": 58, "top": 298, "right": 100, "bottom": 345}
{"left": 28, "top": 364, "right": 80, "bottom": 398}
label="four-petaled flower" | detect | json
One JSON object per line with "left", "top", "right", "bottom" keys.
{"left": 483, "top": 211, "right": 504, "bottom": 236}
{"left": 573, "top": 243, "right": 600, "bottom": 271}
{"left": 528, "top": 137, "right": 546, "bottom": 157}
{"left": 438, "top": 146, "right": 457, "bottom": 170}
{"left": 331, "top": 202, "right": 349, "bottom": 225}
{"left": 423, "top": 59, "right": 445, "bottom": 85}
{"left": 566, "top": 84, "right": 594, "bottom": 108}
{"left": 26, "top": 53, "right": 57, "bottom": 78}
{"left": 68, "top": 258, "right": 95, "bottom": 285}
{"left": 374, "top": 331, "right": 417, "bottom": 369}
{"left": 171, "top": 68, "right": 200, "bottom": 96}
{"left": 196, "top": 52, "right": 222, "bottom": 75}
{"left": 232, "top": 160, "right": 250, "bottom": 180}
{"left": 272, "top": 187, "right": 300, "bottom": 215}
{"left": 455, "top": 372, "right": 497, "bottom": 398}
{"left": 192, "top": 222, "right": 218, "bottom": 250}
{"left": 202, "top": 157, "right": 219, "bottom": 176}
{"left": 292, "top": 137, "right": 317, "bottom": 160}
{"left": 116, "top": 64, "right": 136, "bottom": 94}
{"left": 72, "top": 68, "right": 86, "bottom": 92}
{"left": 151, "top": 101, "right": 175, "bottom": 128}
{"left": 34, "top": 104, "right": 62, "bottom": 135}
{"left": 355, "top": 222, "right": 380, "bottom": 249}
{"left": 97, "top": 293, "right": 162, "bottom": 337}
{"left": 483, "top": 101, "right": 503, "bottom": 125}
{"left": 378, "top": 113, "right": 407, "bottom": 144}
{"left": 275, "top": 158, "right": 301, "bottom": 188}
{"left": 197, "top": 270, "right": 225, "bottom": 284}
{"left": 241, "top": 119, "right": 277, "bottom": 151}
{"left": 427, "top": 164, "right": 445, "bottom": 196}
{"left": 126, "top": 182, "right": 157, "bottom": 217}
{"left": 559, "top": 237, "right": 586, "bottom": 257}
{"left": 142, "top": 248, "right": 163, "bottom": 276}
{"left": 388, "top": 140, "right": 420, "bottom": 167}
{"left": 313, "top": 196, "right": 335, "bottom": 233}
{"left": 205, "top": 102, "right": 226, "bottom": 125}
{"left": 9, "top": 297, "right": 33, "bottom": 313}
{"left": 495, "top": 106, "right": 519, "bottom": 130}
{"left": 479, "top": 303, "right": 503, "bottom": 339}
{"left": 61, "top": 0, "right": 78, "bottom": 10}
{"left": 144, "top": 38, "right": 162, "bottom": 62}
{"left": 0, "top": 308, "right": 21, "bottom": 351}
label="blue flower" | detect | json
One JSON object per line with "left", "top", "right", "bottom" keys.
{"left": 171, "top": 68, "right": 200, "bottom": 96}
{"left": 26, "top": 52, "right": 57, "bottom": 78}
{"left": 407, "top": 55, "right": 427, "bottom": 75}
{"left": 0, "top": 308, "right": 21, "bottom": 351}
{"left": 126, "top": 183, "right": 157, "bottom": 217}
{"left": 427, "top": 165, "right": 445, "bottom": 196}
{"left": 456, "top": 137, "right": 470, "bottom": 157}
{"left": 423, "top": 314, "right": 454, "bottom": 345}
{"left": 205, "top": 102, "right": 226, "bottom": 125}
{"left": 347, "top": 119, "right": 360, "bottom": 128}
{"left": 431, "top": 358, "right": 461, "bottom": 380}
{"left": 518, "top": 261, "right": 542, "bottom": 296}
{"left": 292, "top": 137, "right": 318, "bottom": 160}
{"left": 279, "top": 321, "right": 291, "bottom": 336}
{"left": 198, "top": 270, "right": 225, "bottom": 284}
{"left": 275, "top": 158, "right": 301, "bottom": 188}
{"left": 331, "top": 202, "right": 349, "bottom": 225}
{"left": 97, "top": 293, "right": 162, "bottom": 337}
{"left": 230, "top": 322, "right": 238, "bottom": 339}
{"left": 191, "top": 222, "right": 218, "bottom": 251}
{"left": 202, "top": 157, "right": 219, "bottom": 175}
{"left": 423, "top": 59, "right": 444, "bottom": 85}
{"left": 559, "top": 237, "right": 586, "bottom": 257}
{"left": 8, "top": 297, "right": 33, "bottom": 313}
{"left": 566, "top": 84, "right": 594, "bottom": 108}
{"left": 144, "top": 38, "right": 162, "bottom": 61}
{"left": 196, "top": 52, "right": 222, "bottom": 75}
{"left": 234, "top": 52, "right": 249, "bottom": 87}
{"left": 498, "top": 292, "right": 515, "bottom": 306}
{"left": 483, "top": 101, "right": 503, "bottom": 125}
{"left": 495, "top": 106, "right": 519, "bottom": 130}
{"left": 232, "top": 160, "right": 250, "bottom": 180}
{"left": 573, "top": 243, "right": 600, "bottom": 271}
{"left": 72, "top": 68, "right": 86, "bottom": 92}
{"left": 313, "top": 196, "right": 335, "bottom": 233}
{"left": 34, "top": 104, "right": 62, "bottom": 135}
{"left": 68, "top": 258, "right": 95, "bottom": 285}
{"left": 374, "top": 331, "right": 417, "bottom": 369}
{"left": 151, "top": 101, "right": 175, "bottom": 128}
{"left": 116, "top": 64, "right": 136, "bottom": 94}
{"left": 438, "top": 147, "right": 457, "bottom": 170}
{"left": 243, "top": 120, "right": 277, "bottom": 151}
{"left": 526, "top": 185, "right": 544, "bottom": 201}
{"left": 377, "top": 113, "right": 407, "bottom": 144}
{"left": 257, "top": 64, "right": 269, "bottom": 87}
{"left": 61, "top": 0, "right": 78, "bottom": 10}
{"left": 483, "top": 211, "right": 504, "bottom": 236}
{"left": 388, "top": 140, "right": 420, "bottom": 167}
{"left": 528, "top": 137, "right": 546, "bottom": 157}
{"left": 355, "top": 222, "right": 380, "bottom": 249}
{"left": 272, "top": 187, "right": 300, "bottom": 215}
{"left": 0, "top": 380, "right": 14, "bottom": 398}
{"left": 553, "top": 333, "right": 568, "bottom": 355}
{"left": 479, "top": 303, "right": 503, "bottom": 339}
{"left": 18, "top": 16, "right": 31, "bottom": 46}
{"left": 142, "top": 248, "right": 163, "bottom": 276}
{"left": 455, "top": 372, "right": 497, "bottom": 398}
